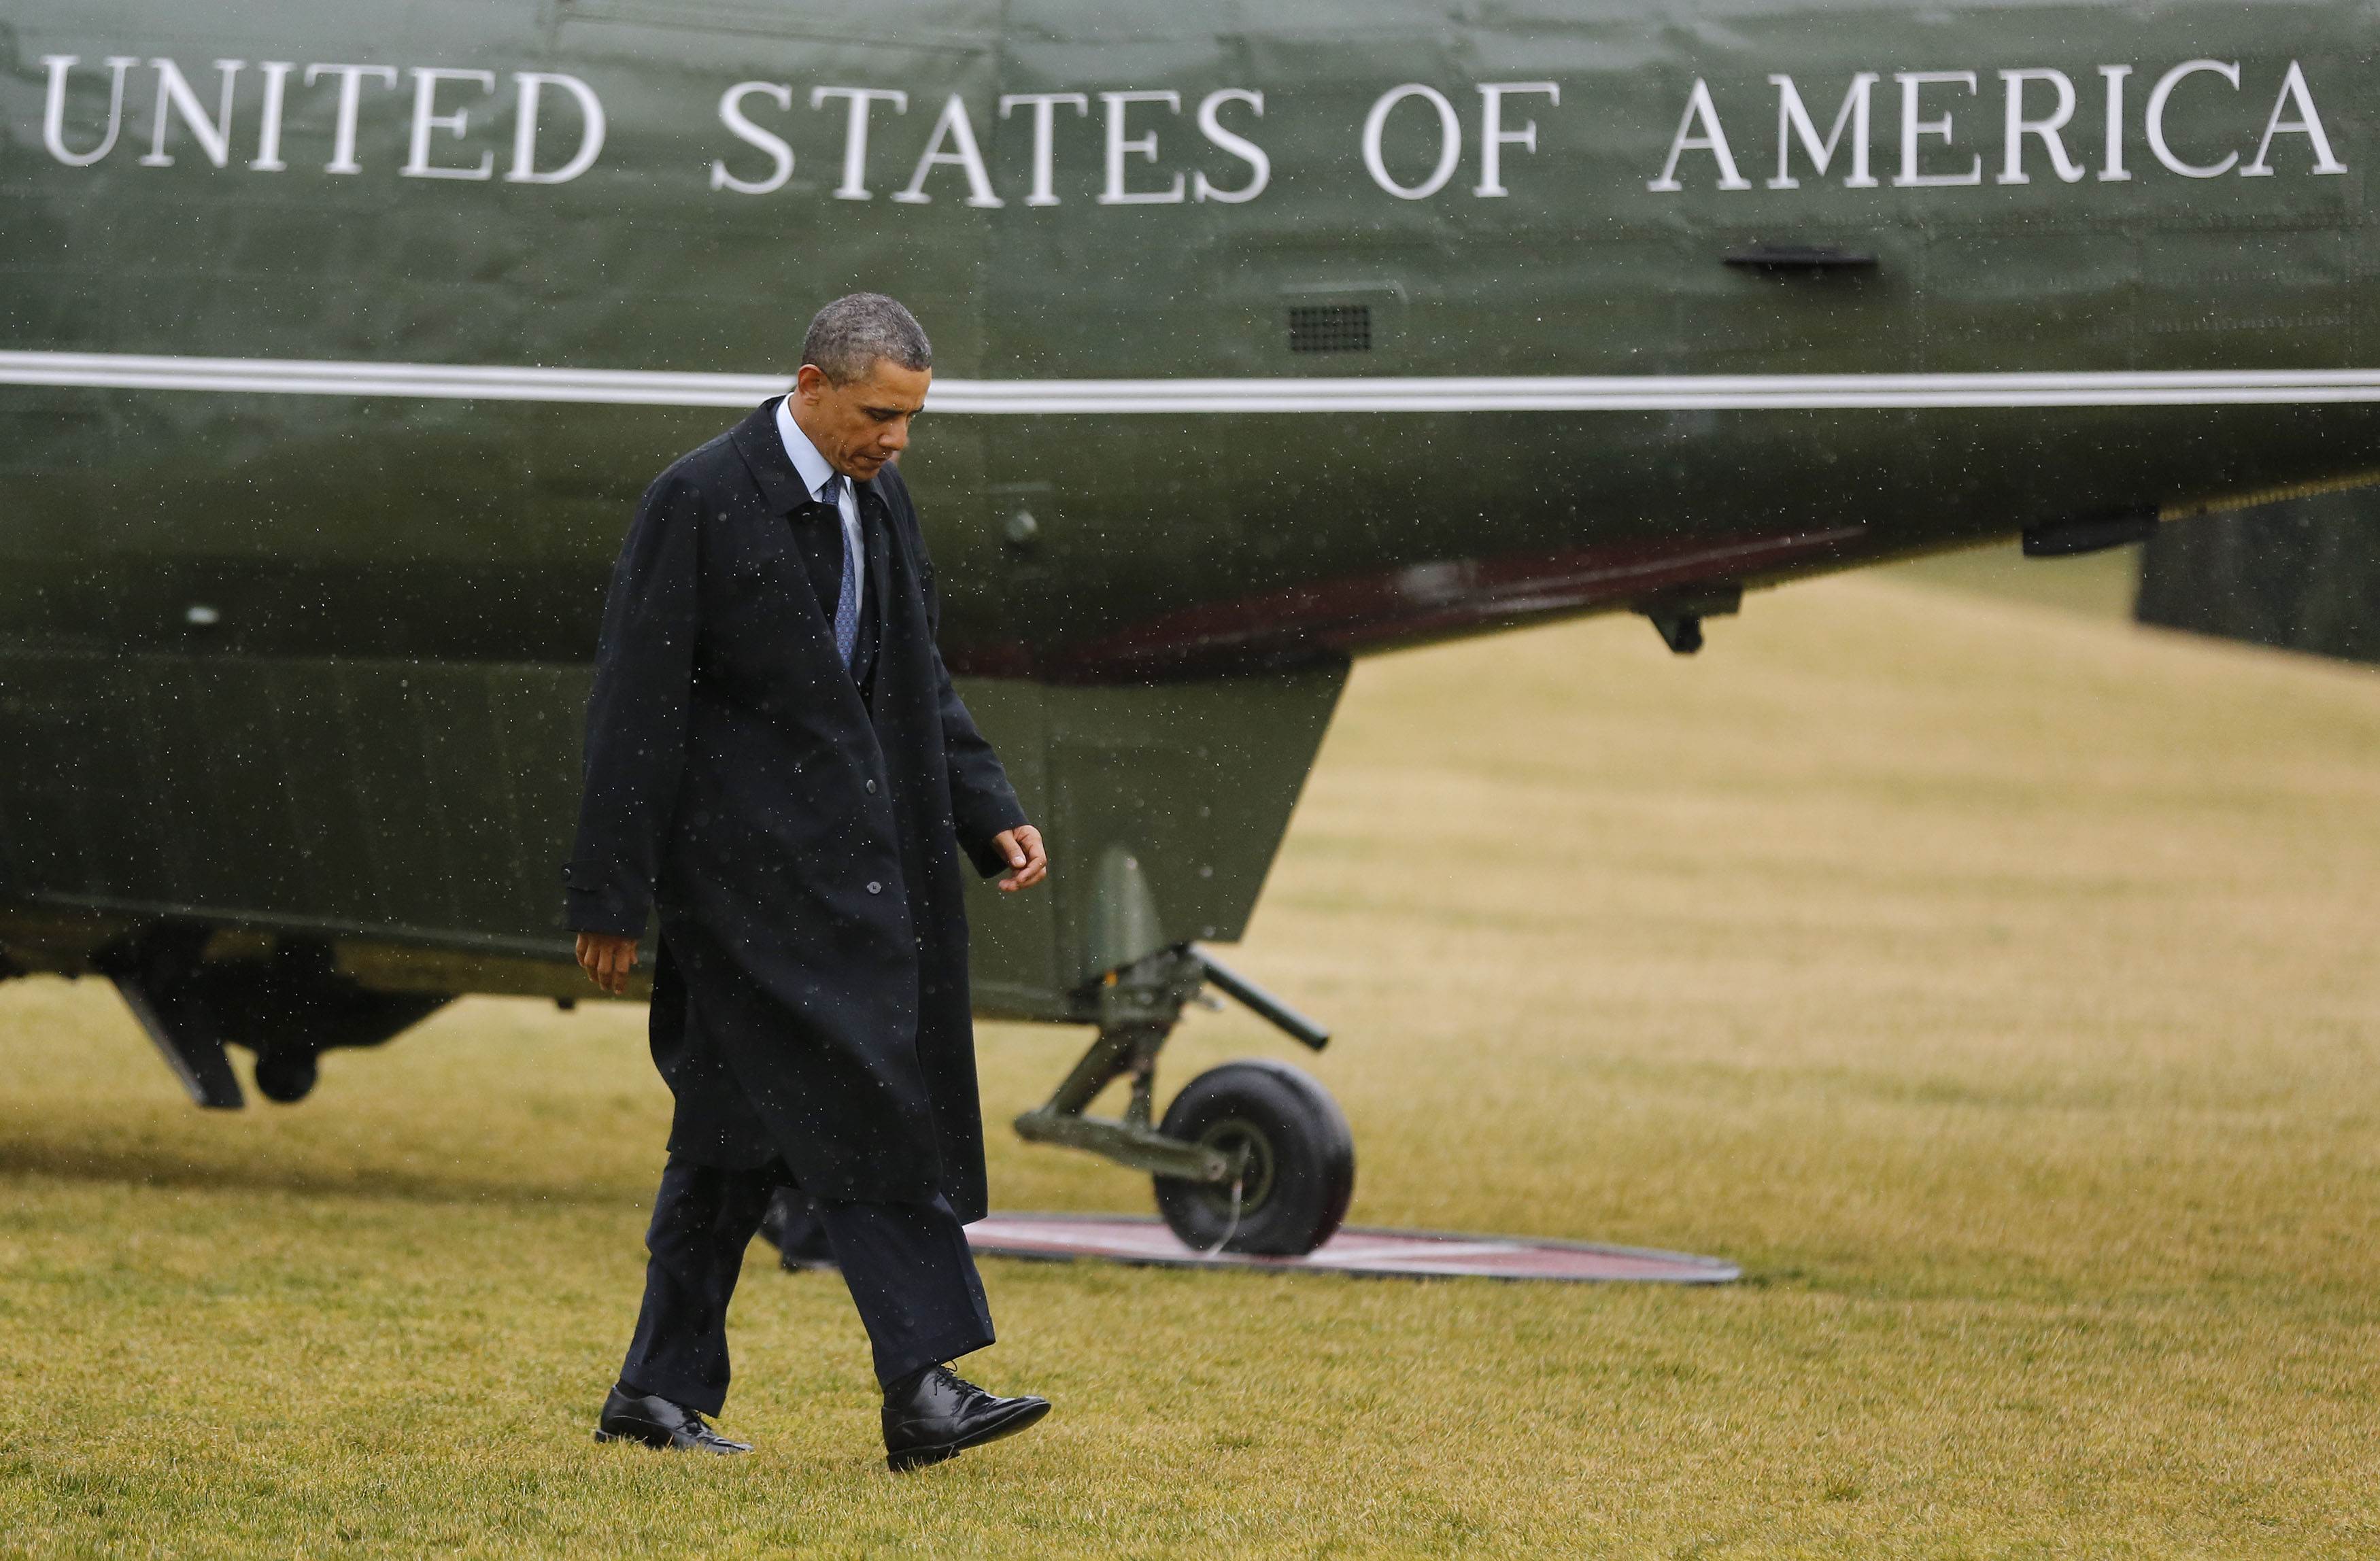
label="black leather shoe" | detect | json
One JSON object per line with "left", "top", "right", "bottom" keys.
{"left": 881, "top": 1364, "right": 1050, "bottom": 1472}
{"left": 594, "top": 1386, "right": 753, "bottom": 1454}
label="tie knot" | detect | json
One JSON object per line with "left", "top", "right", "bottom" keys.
{"left": 817, "top": 474, "right": 846, "bottom": 507}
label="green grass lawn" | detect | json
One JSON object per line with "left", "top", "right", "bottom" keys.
{"left": 3, "top": 573, "right": 2377, "bottom": 1556}
{"left": 1873, "top": 538, "right": 2143, "bottom": 620}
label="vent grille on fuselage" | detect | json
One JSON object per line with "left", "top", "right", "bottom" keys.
{"left": 1287, "top": 304, "right": 1372, "bottom": 353}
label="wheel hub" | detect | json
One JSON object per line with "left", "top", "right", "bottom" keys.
{"left": 1193, "top": 1116, "right": 1276, "bottom": 1215}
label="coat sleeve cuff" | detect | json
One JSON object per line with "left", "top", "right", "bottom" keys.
{"left": 565, "top": 884, "right": 650, "bottom": 939}
{"left": 957, "top": 797, "right": 1031, "bottom": 878}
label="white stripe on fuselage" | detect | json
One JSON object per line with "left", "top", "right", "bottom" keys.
{"left": 7, "top": 349, "right": 2380, "bottom": 411}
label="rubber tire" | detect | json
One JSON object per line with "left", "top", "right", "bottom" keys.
{"left": 1153, "top": 1059, "right": 1355, "bottom": 1256}
{"left": 252, "top": 1047, "right": 319, "bottom": 1104}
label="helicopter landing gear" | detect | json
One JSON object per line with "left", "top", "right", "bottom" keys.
{"left": 1011, "top": 944, "right": 1353, "bottom": 1256}
{"left": 96, "top": 924, "right": 451, "bottom": 1108}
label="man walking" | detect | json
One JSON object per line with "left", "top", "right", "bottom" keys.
{"left": 566, "top": 293, "right": 1052, "bottom": 1471}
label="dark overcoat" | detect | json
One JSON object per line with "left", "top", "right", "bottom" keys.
{"left": 564, "top": 400, "right": 1026, "bottom": 1222}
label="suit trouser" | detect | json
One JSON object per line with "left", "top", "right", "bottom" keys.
{"left": 618, "top": 1155, "right": 994, "bottom": 1414}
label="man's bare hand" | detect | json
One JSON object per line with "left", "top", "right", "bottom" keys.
{"left": 993, "top": 825, "right": 1048, "bottom": 892}
{"left": 576, "top": 931, "right": 641, "bottom": 995}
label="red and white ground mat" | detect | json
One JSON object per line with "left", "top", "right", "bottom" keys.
{"left": 966, "top": 1213, "right": 1739, "bottom": 1284}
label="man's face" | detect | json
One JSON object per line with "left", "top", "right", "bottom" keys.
{"left": 790, "top": 358, "right": 931, "bottom": 482}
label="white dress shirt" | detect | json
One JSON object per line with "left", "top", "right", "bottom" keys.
{"left": 775, "top": 395, "right": 863, "bottom": 606}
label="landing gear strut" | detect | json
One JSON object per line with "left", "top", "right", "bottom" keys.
{"left": 1013, "top": 946, "right": 1354, "bottom": 1256}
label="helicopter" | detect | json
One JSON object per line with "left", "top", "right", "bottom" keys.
{"left": 3, "top": 0, "right": 2373, "bottom": 1252}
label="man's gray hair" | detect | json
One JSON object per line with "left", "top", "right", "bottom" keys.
{"left": 801, "top": 292, "right": 932, "bottom": 384}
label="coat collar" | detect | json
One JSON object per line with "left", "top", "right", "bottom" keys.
{"left": 729, "top": 397, "right": 885, "bottom": 516}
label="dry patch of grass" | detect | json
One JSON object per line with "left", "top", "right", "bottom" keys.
{"left": 3, "top": 575, "right": 2377, "bottom": 1556}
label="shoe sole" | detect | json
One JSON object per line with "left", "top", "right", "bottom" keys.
{"left": 594, "top": 1425, "right": 751, "bottom": 1454}
{"left": 885, "top": 1399, "right": 1051, "bottom": 1473}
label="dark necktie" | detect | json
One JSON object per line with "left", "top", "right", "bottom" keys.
{"left": 819, "top": 475, "right": 860, "bottom": 670}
